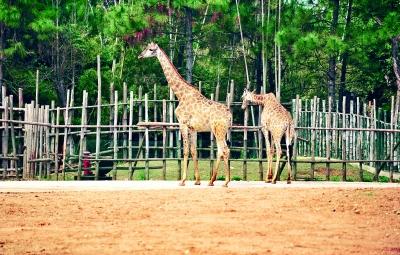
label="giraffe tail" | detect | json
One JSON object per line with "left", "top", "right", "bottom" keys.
{"left": 287, "top": 123, "right": 296, "bottom": 145}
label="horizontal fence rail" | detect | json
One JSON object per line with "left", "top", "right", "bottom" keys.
{"left": 0, "top": 83, "right": 399, "bottom": 182}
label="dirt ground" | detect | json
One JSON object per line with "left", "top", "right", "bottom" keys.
{"left": 0, "top": 184, "right": 399, "bottom": 255}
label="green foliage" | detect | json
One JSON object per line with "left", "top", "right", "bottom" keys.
{"left": 0, "top": 0, "right": 398, "bottom": 108}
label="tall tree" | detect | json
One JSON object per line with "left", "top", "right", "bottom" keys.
{"left": 327, "top": 0, "right": 340, "bottom": 101}
{"left": 339, "top": 0, "right": 353, "bottom": 100}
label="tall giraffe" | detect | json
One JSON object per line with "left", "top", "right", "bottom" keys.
{"left": 139, "top": 42, "right": 232, "bottom": 187}
{"left": 241, "top": 89, "right": 295, "bottom": 184}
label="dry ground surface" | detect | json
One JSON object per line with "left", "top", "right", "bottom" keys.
{"left": 0, "top": 181, "right": 399, "bottom": 255}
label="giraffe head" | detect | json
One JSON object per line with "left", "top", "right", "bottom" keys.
{"left": 138, "top": 42, "right": 160, "bottom": 59}
{"left": 241, "top": 88, "right": 256, "bottom": 109}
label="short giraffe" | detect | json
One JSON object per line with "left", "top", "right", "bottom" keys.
{"left": 139, "top": 42, "right": 232, "bottom": 187}
{"left": 241, "top": 89, "right": 295, "bottom": 184}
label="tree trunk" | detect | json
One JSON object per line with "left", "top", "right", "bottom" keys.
{"left": 0, "top": 23, "right": 4, "bottom": 90}
{"left": 185, "top": 7, "right": 193, "bottom": 84}
{"left": 327, "top": 0, "right": 340, "bottom": 101}
{"left": 339, "top": 0, "right": 353, "bottom": 100}
{"left": 392, "top": 35, "right": 400, "bottom": 123}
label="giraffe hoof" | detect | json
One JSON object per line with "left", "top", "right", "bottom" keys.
{"left": 194, "top": 181, "right": 201, "bottom": 185}
{"left": 272, "top": 180, "right": 277, "bottom": 184}
{"left": 287, "top": 180, "right": 291, "bottom": 184}
{"left": 265, "top": 180, "right": 272, "bottom": 183}
{"left": 208, "top": 182, "right": 214, "bottom": 186}
{"left": 179, "top": 182, "right": 185, "bottom": 186}
{"left": 222, "top": 184, "right": 228, "bottom": 188}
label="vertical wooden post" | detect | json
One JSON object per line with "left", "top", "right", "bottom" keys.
{"left": 122, "top": 83, "right": 128, "bottom": 159}
{"left": 258, "top": 99, "right": 263, "bottom": 181}
{"left": 77, "top": 91, "right": 88, "bottom": 180}
{"left": 310, "top": 96, "right": 317, "bottom": 180}
{"left": 390, "top": 96, "right": 395, "bottom": 182}
{"left": 61, "top": 89, "right": 70, "bottom": 180}
{"left": 169, "top": 88, "right": 174, "bottom": 158}
{"left": 197, "top": 83, "right": 202, "bottom": 159}
{"left": 44, "top": 105, "right": 50, "bottom": 178}
{"left": 356, "top": 97, "right": 363, "bottom": 181}
{"left": 54, "top": 107, "right": 60, "bottom": 180}
{"left": 18, "top": 88, "right": 24, "bottom": 178}
{"left": 215, "top": 82, "right": 220, "bottom": 102}
{"left": 144, "top": 93, "right": 149, "bottom": 180}
{"left": 24, "top": 103, "right": 31, "bottom": 179}
{"left": 95, "top": 55, "right": 102, "bottom": 180}
{"left": 2, "top": 96, "right": 9, "bottom": 179}
{"left": 49, "top": 101, "right": 55, "bottom": 180}
{"left": 292, "top": 95, "right": 300, "bottom": 180}
{"left": 242, "top": 98, "right": 248, "bottom": 181}
{"left": 138, "top": 86, "right": 143, "bottom": 158}
{"left": 109, "top": 59, "right": 116, "bottom": 139}
{"left": 38, "top": 106, "right": 44, "bottom": 179}
{"left": 371, "top": 100, "right": 378, "bottom": 181}
{"left": 162, "top": 99, "right": 167, "bottom": 180}
{"left": 35, "top": 69, "right": 39, "bottom": 106}
{"left": 153, "top": 84, "right": 158, "bottom": 158}
{"left": 128, "top": 91, "right": 134, "bottom": 180}
{"left": 112, "top": 91, "right": 119, "bottom": 180}
{"left": 350, "top": 100, "right": 354, "bottom": 160}
{"left": 210, "top": 94, "right": 215, "bottom": 179}
{"left": 8, "top": 96, "right": 17, "bottom": 176}
{"left": 326, "top": 96, "right": 332, "bottom": 180}
{"left": 341, "top": 96, "right": 347, "bottom": 181}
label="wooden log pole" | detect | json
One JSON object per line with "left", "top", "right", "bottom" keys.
{"left": 356, "top": 97, "right": 363, "bottom": 181}
{"left": 112, "top": 91, "right": 119, "bottom": 180}
{"left": 122, "top": 82, "right": 128, "bottom": 159}
{"left": 242, "top": 96, "right": 248, "bottom": 181}
{"left": 128, "top": 91, "right": 134, "bottom": 180}
{"left": 144, "top": 93, "right": 149, "bottom": 180}
{"left": 44, "top": 105, "right": 50, "bottom": 178}
{"left": 61, "top": 89, "right": 70, "bottom": 180}
{"left": 38, "top": 106, "right": 44, "bottom": 178}
{"left": 95, "top": 55, "right": 102, "bottom": 180}
{"left": 341, "top": 96, "right": 347, "bottom": 181}
{"left": 310, "top": 96, "right": 317, "bottom": 180}
{"left": 9, "top": 96, "right": 17, "bottom": 174}
{"left": 210, "top": 94, "right": 215, "bottom": 178}
{"left": 326, "top": 96, "right": 332, "bottom": 180}
{"left": 2, "top": 97, "right": 9, "bottom": 179}
{"left": 54, "top": 107, "right": 60, "bottom": 180}
{"left": 390, "top": 96, "right": 395, "bottom": 182}
{"left": 77, "top": 91, "right": 88, "bottom": 180}
{"left": 292, "top": 95, "right": 300, "bottom": 180}
{"left": 162, "top": 99, "right": 167, "bottom": 180}
{"left": 153, "top": 84, "right": 158, "bottom": 158}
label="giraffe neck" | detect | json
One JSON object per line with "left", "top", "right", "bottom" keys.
{"left": 251, "top": 93, "right": 276, "bottom": 106}
{"left": 156, "top": 48, "right": 196, "bottom": 100}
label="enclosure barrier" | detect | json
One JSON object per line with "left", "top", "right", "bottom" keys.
{"left": 1, "top": 83, "right": 399, "bottom": 182}
{"left": 0, "top": 60, "right": 399, "bottom": 181}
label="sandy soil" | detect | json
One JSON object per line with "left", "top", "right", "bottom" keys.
{"left": 0, "top": 184, "right": 399, "bottom": 255}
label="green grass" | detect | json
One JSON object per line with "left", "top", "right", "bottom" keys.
{"left": 46, "top": 158, "right": 390, "bottom": 182}
{"left": 104, "top": 160, "right": 384, "bottom": 182}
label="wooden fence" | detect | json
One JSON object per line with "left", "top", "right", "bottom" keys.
{"left": 1, "top": 84, "right": 399, "bottom": 182}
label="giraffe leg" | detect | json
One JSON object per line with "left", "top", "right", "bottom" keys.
{"left": 271, "top": 138, "right": 282, "bottom": 184}
{"left": 179, "top": 125, "right": 190, "bottom": 186}
{"left": 189, "top": 130, "right": 200, "bottom": 185}
{"left": 222, "top": 142, "right": 230, "bottom": 187}
{"left": 262, "top": 128, "right": 273, "bottom": 183}
{"left": 209, "top": 123, "right": 230, "bottom": 187}
{"left": 285, "top": 129, "right": 292, "bottom": 184}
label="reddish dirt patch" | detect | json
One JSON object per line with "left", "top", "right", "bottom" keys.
{"left": 0, "top": 188, "right": 399, "bottom": 255}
